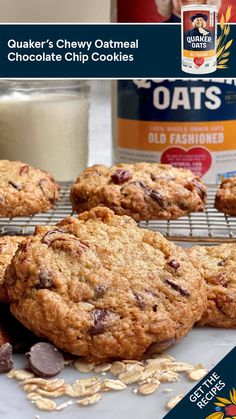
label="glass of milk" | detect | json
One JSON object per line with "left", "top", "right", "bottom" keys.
{"left": 0, "top": 80, "right": 90, "bottom": 181}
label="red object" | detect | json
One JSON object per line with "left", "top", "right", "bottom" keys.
{"left": 161, "top": 147, "right": 212, "bottom": 177}
{"left": 194, "top": 57, "right": 205, "bottom": 67}
{"left": 116, "top": 0, "right": 236, "bottom": 23}
{"left": 225, "top": 404, "right": 236, "bottom": 415}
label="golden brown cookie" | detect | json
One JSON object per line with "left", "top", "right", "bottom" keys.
{"left": 189, "top": 243, "right": 236, "bottom": 328}
{"left": 6, "top": 207, "right": 206, "bottom": 361}
{"left": 0, "top": 236, "right": 25, "bottom": 302}
{"left": 215, "top": 176, "right": 236, "bottom": 216}
{"left": 71, "top": 163, "right": 206, "bottom": 221}
{"left": 0, "top": 160, "right": 60, "bottom": 217}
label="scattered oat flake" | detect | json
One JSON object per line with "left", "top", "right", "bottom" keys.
{"left": 170, "top": 362, "right": 193, "bottom": 372}
{"left": 82, "top": 383, "right": 101, "bottom": 396}
{"left": 94, "top": 363, "right": 112, "bottom": 373}
{"left": 56, "top": 400, "right": 74, "bottom": 411}
{"left": 21, "top": 377, "right": 64, "bottom": 391}
{"left": 133, "top": 388, "right": 138, "bottom": 394}
{"left": 118, "top": 369, "right": 143, "bottom": 384}
{"left": 163, "top": 388, "right": 173, "bottom": 393}
{"left": 102, "top": 379, "right": 127, "bottom": 391}
{"left": 159, "top": 371, "right": 179, "bottom": 383}
{"left": 64, "top": 383, "right": 85, "bottom": 398}
{"left": 23, "top": 384, "right": 38, "bottom": 393}
{"left": 166, "top": 393, "right": 184, "bottom": 410}
{"left": 34, "top": 397, "right": 57, "bottom": 411}
{"left": 73, "top": 360, "right": 94, "bottom": 373}
{"left": 12, "top": 370, "right": 35, "bottom": 380}
{"left": 7, "top": 369, "right": 16, "bottom": 379}
{"left": 77, "top": 377, "right": 100, "bottom": 387}
{"left": 138, "top": 380, "right": 160, "bottom": 395}
{"left": 78, "top": 393, "right": 102, "bottom": 406}
{"left": 122, "top": 360, "right": 143, "bottom": 365}
{"left": 27, "top": 392, "right": 42, "bottom": 401}
{"left": 188, "top": 368, "right": 208, "bottom": 381}
{"left": 36, "top": 387, "right": 66, "bottom": 398}
{"left": 110, "top": 361, "right": 126, "bottom": 376}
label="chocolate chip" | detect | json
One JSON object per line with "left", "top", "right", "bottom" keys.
{"left": 0, "top": 343, "right": 13, "bottom": 373}
{"left": 94, "top": 285, "right": 107, "bottom": 298}
{"left": 192, "top": 179, "right": 207, "bottom": 200}
{"left": 217, "top": 260, "right": 225, "bottom": 267}
{"left": 36, "top": 270, "right": 54, "bottom": 289}
{"left": 111, "top": 169, "right": 133, "bottom": 185}
{"left": 90, "top": 309, "right": 111, "bottom": 336}
{"left": 9, "top": 181, "right": 22, "bottom": 191}
{"left": 145, "top": 289, "right": 158, "bottom": 298}
{"left": 73, "top": 195, "right": 87, "bottom": 205}
{"left": 19, "top": 165, "right": 29, "bottom": 175}
{"left": 26, "top": 342, "right": 64, "bottom": 378}
{"left": 133, "top": 291, "right": 145, "bottom": 309}
{"left": 38, "top": 179, "right": 50, "bottom": 196}
{"left": 168, "top": 260, "right": 180, "bottom": 271}
{"left": 149, "top": 190, "right": 164, "bottom": 207}
{"left": 144, "top": 338, "right": 175, "bottom": 357}
{"left": 164, "top": 278, "right": 190, "bottom": 297}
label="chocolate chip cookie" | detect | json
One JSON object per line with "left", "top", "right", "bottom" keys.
{"left": 215, "top": 176, "right": 236, "bottom": 216}
{"left": 0, "top": 160, "right": 60, "bottom": 217}
{"left": 6, "top": 207, "right": 206, "bottom": 361}
{"left": 189, "top": 243, "right": 236, "bottom": 328}
{"left": 70, "top": 163, "right": 207, "bottom": 221}
{"left": 0, "top": 236, "right": 25, "bottom": 302}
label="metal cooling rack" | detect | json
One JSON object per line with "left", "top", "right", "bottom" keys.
{"left": 0, "top": 182, "right": 236, "bottom": 243}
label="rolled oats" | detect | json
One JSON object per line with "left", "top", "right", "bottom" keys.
{"left": 110, "top": 361, "right": 126, "bottom": 376}
{"left": 94, "top": 363, "right": 112, "bottom": 373}
{"left": 138, "top": 380, "right": 160, "bottom": 395}
{"left": 78, "top": 393, "right": 102, "bottom": 406}
{"left": 73, "top": 360, "right": 94, "bottom": 373}
{"left": 34, "top": 397, "right": 57, "bottom": 411}
{"left": 101, "top": 379, "right": 127, "bottom": 391}
{"left": 188, "top": 368, "right": 208, "bottom": 381}
{"left": 166, "top": 394, "right": 184, "bottom": 410}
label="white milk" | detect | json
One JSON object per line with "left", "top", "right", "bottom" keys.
{"left": 0, "top": 91, "right": 90, "bottom": 181}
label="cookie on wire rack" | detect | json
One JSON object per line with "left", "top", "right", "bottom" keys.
{"left": 0, "top": 160, "right": 59, "bottom": 218}
{"left": 0, "top": 235, "right": 25, "bottom": 302}
{"left": 70, "top": 163, "right": 207, "bottom": 221}
{"left": 5, "top": 207, "right": 206, "bottom": 361}
{"left": 189, "top": 243, "right": 236, "bottom": 328}
{"left": 215, "top": 176, "right": 236, "bottom": 216}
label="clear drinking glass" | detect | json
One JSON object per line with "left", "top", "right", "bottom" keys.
{"left": 0, "top": 80, "right": 90, "bottom": 180}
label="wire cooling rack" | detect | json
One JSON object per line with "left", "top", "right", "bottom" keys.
{"left": 0, "top": 182, "right": 236, "bottom": 243}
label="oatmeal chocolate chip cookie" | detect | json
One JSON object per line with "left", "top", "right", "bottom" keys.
{"left": 70, "top": 163, "right": 206, "bottom": 221}
{"left": 215, "top": 176, "right": 236, "bottom": 216}
{"left": 0, "top": 236, "right": 25, "bottom": 302}
{"left": 0, "top": 160, "right": 60, "bottom": 217}
{"left": 6, "top": 207, "right": 206, "bottom": 361}
{"left": 189, "top": 243, "right": 236, "bottom": 328}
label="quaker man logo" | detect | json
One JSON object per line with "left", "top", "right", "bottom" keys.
{"left": 206, "top": 388, "right": 236, "bottom": 419}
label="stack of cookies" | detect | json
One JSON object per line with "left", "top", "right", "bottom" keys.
{"left": 0, "top": 161, "right": 235, "bottom": 365}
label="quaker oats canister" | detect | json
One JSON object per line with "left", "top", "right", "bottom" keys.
{"left": 181, "top": 5, "right": 217, "bottom": 74}
{"left": 112, "top": 79, "right": 236, "bottom": 183}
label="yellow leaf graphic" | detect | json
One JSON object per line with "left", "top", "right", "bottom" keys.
{"left": 218, "top": 59, "right": 229, "bottom": 65}
{"left": 230, "top": 390, "right": 235, "bottom": 403}
{"left": 216, "top": 396, "right": 232, "bottom": 404}
{"left": 217, "top": 65, "right": 228, "bottom": 69}
{"left": 206, "top": 413, "right": 224, "bottom": 419}
{"left": 225, "top": 39, "right": 233, "bottom": 51}
{"left": 220, "top": 13, "right": 225, "bottom": 30}
{"left": 224, "top": 25, "right": 230, "bottom": 36}
{"left": 217, "top": 46, "right": 225, "bottom": 58}
{"left": 216, "top": 35, "right": 222, "bottom": 47}
{"left": 215, "top": 402, "right": 226, "bottom": 406}
{"left": 222, "top": 52, "right": 230, "bottom": 58}
{"left": 226, "top": 5, "right": 232, "bottom": 23}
